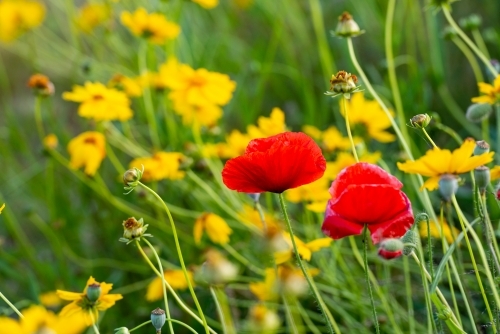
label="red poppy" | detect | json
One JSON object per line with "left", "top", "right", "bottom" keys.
{"left": 321, "top": 162, "right": 414, "bottom": 244}
{"left": 377, "top": 248, "right": 403, "bottom": 260}
{"left": 222, "top": 132, "right": 326, "bottom": 193}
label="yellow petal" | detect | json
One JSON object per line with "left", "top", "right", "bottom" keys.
{"left": 421, "top": 176, "right": 440, "bottom": 191}
{"left": 305, "top": 238, "right": 333, "bottom": 252}
{"left": 274, "top": 251, "right": 292, "bottom": 265}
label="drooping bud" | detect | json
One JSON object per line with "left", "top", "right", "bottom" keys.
{"left": 334, "top": 12, "right": 364, "bottom": 38}
{"left": 114, "top": 328, "right": 131, "bottom": 334}
{"left": 459, "top": 14, "right": 482, "bottom": 31}
{"left": 325, "top": 70, "right": 361, "bottom": 99}
{"left": 409, "top": 114, "right": 432, "bottom": 129}
{"left": 474, "top": 140, "right": 490, "bottom": 155}
{"left": 27, "top": 74, "right": 55, "bottom": 97}
{"left": 415, "top": 212, "right": 430, "bottom": 224}
{"left": 120, "top": 217, "right": 151, "bottom": 244}
{"left": 151, "top": 308, "right": 166, "bottom": 333}
{"left": 401, "top": 229, "right": 418, "bottom": 256}
{"left": 86, "top": 283, "right": 101, "bottom": 303}
{"left": 123, "top": 166, "right": 144, "bottom": 194}
{"left": 474, "top": 166, "right": 490, "bottom": 194}
{"left": 466, "top": 103, "right": 493, "bottom": 123}
{"left": 439, "top": 174, "right": 458, "bottom": 202}
{"left": 437, "top": 307, "right": 453, "bottom": 320}
{"left": 377, "top": 238, "right": 404, "bottom": 260}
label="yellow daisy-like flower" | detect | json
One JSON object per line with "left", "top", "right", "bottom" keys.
{"left": 194, "top": 212, "right": 232, "bottom": 245}
{"left": 0, "top": 0, "right": 45, "bottom": 42}
{"left": 471, "top": 75, "right": 500, "bottom": 105}
{"left": 43, "top": 134, "right": 58, "bottom": 149}
{"left": 108, "top": 74, "right": 143, "bottom": 97}
{"left": 172, "top": 99, "right": 223, "bottom": 127}
{"left": 203, "top": 130, "right": 253, "bottom": 159}
{"left": 67, "top": 132, "right": 106, "bottom": 176}
{"left": 285, "top": 177, "right": 331, "bottom": 213}
{"left": 39, "top": 291, "right": 62, "bottom": 308}
{"left": 491, "top": 165, "right": 500, "bottom": 181}
{"left": 324, "top": 151, "right": 381, "bottom": 180}
{"left": 397, "top": 139, "right": 494, "bottom": 191}
{"left": 192, "top": 0, "right": 218, "bottom": 9}
{"left": 121, "top": 8, "right": 180, "bottom": 44}
{"left": 238, "top": 204, "right": 281, "bottom": 234}
{"left": 57, "top": 276, "right": 123, "bottom": 325}
{"left": 246, "top": 304, "right": 280, "bottom": 332}
{"left": 137, "top": 71, "right": 168, "bottom": 91}
{"left": 0, "top": 305, "right": 87, "bottom": 334}
{"left": 0, "top": 203, "right": 5, "bottom": 214}
{"left": 63, "top": 82, "right": 133, "bottom": 121}
{"left": 247, "top": 108, "right": 286, "bottom": 139}
{"left": 303, "top": 125, "right": 357, "bottom": 152}
{"left": 76, "top": 3, "right": 110, "bottom": 33}
{"left": 146, "top": 270, "right": 195, "bottom": 302}
{"left": 274, "top": 233, "right": 332, "bottom": 264}
{"left": 340, "top": 93, "right": 395, "bottom": 143}
{"left": 129, "top": 152, "right": 185, "bottom": 182}
{"left": 419, "top": 218, "right": 459, "bottom": 244}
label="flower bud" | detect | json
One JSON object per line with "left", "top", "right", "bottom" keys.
{"left": 325, "top": 70, "right": 361, "bottom": 99}
{"left": 466, "top": 103, "right": 492, "bottom": 123}
{"left": 377, "top": 238, "right": 404, "bottom": 260}
{"left": 439, "top": 174, "right": 458, "bottom": 202}
{"left": 86, "top": 283, "right": 101, "bottom": 303}
{"left": 415, "top": 212, "right": 429, "bottom": 224}
{"left": 474, "top": 166, "right": 490, "bottom": 194}
{"left": 459, "top": 14, "right": 482, "bottom": 31}
{"left": 27, "top": 74, "right": 55, "bottom": 97}
{"left": 151, "top": 308, "right": 166, "bottom": 333}
{"left": 437, "top": 307, "right": 452, "bottom": 320}
{"left": 334, "top": 12, "right": 363, "bottom": 37}
{"left": 120, "top": 217, "right": 151, "bottom": 244}
{"left": 401, "top": 229, "right": 418, "bottom": 256}
{"left": 43, "top": 134, "right": 59, "bottom": 150}
{"left": 123, "top": 166, "right": 144, "bottom": 195}
{"left": 474, "top": 140, "right": 490, "bottom": 155}
{"left": 114, "top": 328, "right": 130, "bottom": 334}
{"left": 409, "top": 114, "right": 432, "bottom": 128}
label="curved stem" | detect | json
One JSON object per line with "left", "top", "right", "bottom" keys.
{"left": 421, "top": 128, "right": 438, "bottom": 149}
{"left": 342, "top": 97, "right": 359, "bottom": 162}
{"left": 362, "top": 226, "right": 379, "bottom": 334}
{"left": 138, "top": 182, "right": 210, "bottom": 334}
{"left": 0, "top": 292, "right": 24, "bottom": 318}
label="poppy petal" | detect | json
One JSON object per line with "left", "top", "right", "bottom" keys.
{"left": 322, "top": 204, "right": 364, "bottom": 239}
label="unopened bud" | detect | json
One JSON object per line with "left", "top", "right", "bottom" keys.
{"left": 409, "top": 114, "right": 431, "bottom": 128}
{"left": 123, "top": 166, "right": 144, "bottom": 195}
{"left": 459, "top": 14, "right": 482, "bottom": 31}
{"left": 474, "top": 166, "right": 490, "bottom": 194}
{"left": 415, "top": 212, "right": 430, "bottom": 224}
{"left": 334, "top": 12, "right": 364, "bottom": 37}
{"left": 439, "top": 174, "right": 458, "bottom": 202}
{"left": 120, "top": 217, "right": 151, "bottom": 244}
{"left": 325, "top": 70, "right": 361, "bottom": 99}
{"left": 437, "top": 307, "right": 452, "bottom": 320}
{"left": 466, "top": 103, "right": 492, "bottom": 123}
{"left": 27, "top": 74, "right": 55, "bottom": 97}
{"left": 401, "top": 229, "right": 418, "bottom": 256}
{"left": 377, "top": 238, "right": 404, "bottom": 260}
{"left": 151, "top": 308, "right": 166, "bottom": 333}
{"left": 114, "top": 328, "right": 130, "bottom": 334}
{"left": 474, "top": 140, "right": 490, "bottom": 155}
{"left": 86, "top": 283, "right": 101, "bottom": 303}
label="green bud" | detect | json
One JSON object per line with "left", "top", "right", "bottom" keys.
{"left": 437, "top": 307, "right": 452, "bottom": 320}
{"left": 466, "top": 103, "right": 493, "bottom": 123}
{"left": 401, "top": 229, "right": 418, "bottom": 256}
{"left": 334, "top": 12, "right": 364, "bottom": 38}
{"left": 409, "top": 114, "right": 432, "bottom": 128}
{"left": 415, "top": 213, "right": 429, "bottom": 224}
{"left": 86, "top": 283, "right": 101, "bottom": 303}
{"left": 474, "top": 140, "right": 490, "bottom": 155}
{"left": 114, "top": 328, "right": 131, "bottom": 334}
{"left": 439, "top": 174, "right": 458, "bottom": 202}
{"left": 123, "top": 166, "right": 144, "bottom": 195}
{"left": 151, "top": 308, "right": 166, "bottom": 333}
{"left": 474, "top": 166, "right": 490, "bottom": 194}
{"left": 459, "top": 14, "right": 482, "bottom": 31}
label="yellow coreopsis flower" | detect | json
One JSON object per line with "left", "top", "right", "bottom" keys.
{"left": 274, "top": 233, "right": 332, "bottom": 264}
{"left": 67, "top": 132, "right": 106, "bottom": 176}
{"left": 471, "top": 75, "right": 500, "bottom": 105}
{"left": 303, "top": 125, "right": 357, "bottom": 152}
{"left": 340, "top": 93, "right": 395, "bottom": 142}
{"left": 129, "top": 152, "right": 186, "bottom": 181}
{"left": 173, "top": 99, "right": 223, "bottom": 127}
{"left": 285, "top": 177, "right": 331, "bottom": 213}
{"left": 249, "top": 268, "right": 279, "bottom": 301}
{"left": 76, "top": 3, "right": 110, "bottom": 33}
{"left": 192, "top": 0, "right": 218, "bottom": 9}
{"left": 247, "top": 108, "right": 287, "bottom": 139}
{"left": 246, "top": 304, "right": 281, "bottom": 333}
{"left": 121, "top": 8, "right": 180, "bottom": 44}
{"left": 0, "top": 0, "right": 45, "bottom": 42}
{"left": 0, "top": 305, "right": 87, "bottom": 334}
{"left": 63, "top": 82, "right": 133, "bottom": 121}
{"left": 238, "top": 204, "right": 281, "bottom": 234}
{"left": 397, "top": 139, "right": 494, "bottom": 191}
{"left": 39, "top": 291, "right": 62, "bottom": 308}
{"left": 146, "top": 270, "right": 195, "bottom": 301}
{"left": 491, "top": 165, "right": 500, "bottom": 180}
{"left": 194, "top": 212, "right": 232, "bottom": 245}
{"left": 108, "top": 74, "right": 143, "bottom": 97}
{"left": 324, "top": 151, "right": 381, "bottom": 180}
{"left": 419, "top": 218, "right": 459, "bottom": 244}
{"left": 57, "top": 276, "right": 123, "bottom": 325}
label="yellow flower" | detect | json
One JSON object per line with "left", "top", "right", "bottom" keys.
{"left": 340, "top": 93, "right": 395, "bottom": 142}
{"left": 67, "top": 132, "right": 106, "bottom": 176}
{"left": 129, "top": 152, "right": 186, "bottom": 182}
{"left": 57, "top": 276, "right": 123, "bottom": 325}
{"left": 419, "top": 218, "right": 459, "bottom": 244}
{"left": 63, "top": 82, "right": 133, "bottom": 121}
{"left": 39, "top": 291, "right": 62, "bottom": 308}
{"left": 0, "top": 0, "right": 45, "bottom": 42}
{"left": 324, "top": 151, "right": 381, "bottom": 180}
{"left": 247, "top": 108, "right": 286, "bottom": 139}
{"left": 491, "top": 165, "right": 500, "bottom": 180}
{"left": 173, "top": 99, "right": 223, "bottom": 127}
{"left": 238, "top": 204, "right": 281, "bottom": 234}
{"left": 246, "top": 304, "right": 280, "bottom": 332}
{"left": 192, "top": 0, "right": 218, "bottom": 9}
{"left": 274, "top": 233, "right": 332, "bottom": 264}
{"left": 249, "top": 268, "right": 279, "bottom": 301}
{"left": 0, "top": 203, "right": 5, "bottom": 214}
{"left": 76, "top": 3, "right": 110, "bottom": 33}
{"left": 108, "top": 74, "right": 143, "bottom": 97}
{"left": 43, "top": 134, "right": 58, "bottom": 149}
{"left": 121, "top": 8, "right": 180, "bottom": 44}
{"left": 0, "top": 305, "right": 87, "bottom": 334}
{"left": 194, "top": 212, "right": 232, "bottom": 245}
{"left": 303, "top": 125, "right": 358, "bottom": 152}
{"left": 397, "top": 139, "right": 494, "bottom": 190}
{"left": 471, "top": 75, "right": 500, "bottom": 105}
{"left": 285, "top": 177, "right": 331, "bottom": 213}
{"left": 146, "top": 270, "right": 195, "bottom": 301}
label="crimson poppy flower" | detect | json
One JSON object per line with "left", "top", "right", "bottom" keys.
{"left": 377, "top": 248, "right": 403, "bottom": 260}
{"left": 321, "top": 162, "right": 414, "bottom": 244}
{"left": 222, "top": 132, "right": 326, "bottom": 193}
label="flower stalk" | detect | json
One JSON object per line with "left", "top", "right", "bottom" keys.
{"left": 362, "top": 225, "right": 379, "bottom": 334}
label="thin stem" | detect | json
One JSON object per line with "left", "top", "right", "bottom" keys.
{"left": 222, "top": 244, "right": 265, "bottom": 275}
{"left": 129, "top": 320, "right": 152, "bottom": 332}
{"left": 277, "top": 193, "right": 337, "bottom": 334}
{"left": 210, "top": 287, "right": 228, "bottom": 334}
{"left": 421, "top": 128, "right": 438, "bottom": 149}
{"left": 451, "top": 37, "right": 484, "bottom": 83}
{"left": 480, "top": 195, "right": 500, "bottom": 272}
{"left": 138, "top": 182, "right": 210, "bottom": 334}
{"left": 471, "top": 29, "right": 491, "bottom": 60}
{"left": 441, "top": 6, "right": 498, "bottom": 77}
{"left": 210, "top": 287, "right": 235, "bottom": 334}
{"left": 342, "top": 96, "right": 359, "bottom": 162}
{"left": 33, "top": 96, "right": 45, "bottom": 141}
{"left": 89, "top": 312, "right": 101, "bottom": 334}
{"left": 0, "top": 292, "right": 24, "bottom": 318}
{"left": 402, "top": 257, "right": 416, "bottom": 334}
{"left": 362, "top": 226, "right": 379, "bottom": 334}
{"left": 142, "top": 239, "right": 174, "bottom": 334}
{"left": 423, "top": 215, "right": 435, "bottom": 279}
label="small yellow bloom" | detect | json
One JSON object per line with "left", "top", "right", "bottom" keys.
{"left": 324, "top": 151, "right": 381, "bottom": 180}
{"left": 27, "top": 73, "right": 54, "bottom": 96}
{"left": 0, "top": 203, "right": 5, "bottom": 214}
{"left": 285, "top": 177, "right": 331, "bottom": 213}
{"left": 0, "top": 0, "right": 45, "bottom": 42}
{"left": 249, "top": 268, "right": 279, "bottom": 301}
{"left": 67, "top": 132, "right": 106, "bottom": 176}
{"left": 340, "top": 93, "right": 395, "bottom": 143}
{"left": 238, "top": 204, "right": 281, "bottom": 234}
{"left": 43, "top": 134, "right": 58, "bottom": 149}
{"left": 146, "top": 270, "right": 195, "bottom": 302}
{"left": 57, "top": 276, "right": 123, "bottom": 325}
{"left": 108, "top": 74, "right": 143, "bottom": 97}
{"left": 471, "top": 75, "right": 500, "bottom": 105}
{"left": 63, "top": 82, "right": 133, "bottom": 121}
{"left": 76, "top": 3, "right": 110, "bottom": 33}
{"left": 129, "top": 152, "right": 186, "bottom": 182}
{"left": 491, "top": 165, "right": 500, "bottom": 180}
{"left": 397, "top": 138, "right": 494, "bottom": 191}
{"left": 173, "top": 99, "right": 223, "bottom": 127}
{"left": 247, "top": 108, "right": 287, "bottom": 139}
{"left": 137, "top": 71, "right": 168, "bottom": 91}
{"left": 192, "top": 0, "right": 218, "bottom": 9}
{"left": 419, "top": 218, "right": 459, "bottom": 244}
{"left": 194, "top": 212, "right": 232, "bottom": 245}
{"left": 39, "top": 291, "right": 62, "bottom": 308}
{"left": 274, "top": 233, "right": 332, "bottom": 264}
{"left": 121, "top": 8, "right": 180, "bottom": 44}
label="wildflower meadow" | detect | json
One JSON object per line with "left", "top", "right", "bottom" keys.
{"left": 2, "top": 0, "right": 500, "bottom": 333}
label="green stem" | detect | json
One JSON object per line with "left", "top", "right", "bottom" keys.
{"left": 277, "top": 193, "right": 337, "bottom": 334}
{"left": 138, "top": 182, "right": 210, "bottom": 334}
{"left": 0, "top": 292, "right": 24, "bottom": 318}
{"left": 34, "top": 96, "right": 45, "bottom": 141}
{"left": 307, "top": 0, "right": 335, "bottom": 77}
{"left": 362, "top": 226, "right": 379, "bottom": 334}
{"left": 210, "top": 287, "right": 235, "bottom": 334}
{"left": 471, "top": 29, "right": 491, "bottom": 60}
{"left": 421, "top": 128, "right": 438, "bottom": 149}
{"left": 451, "top": 37, "right": 484, "bottom": 83}
{"left": 89, "top": 311, "right": 101, "bottom": 334}
{"left": 496, "top": 104, "right": 500, "bottom": 164}
{"left": 402, "top": 257, "right": 416, "bottom": 334}
{"left": 222, "top": 244, "right": 265, "bottom": 275}
{"left": 129, "top": 320, "right": 153, "bottom": 332}
{"left": 342, "top": 96, "right": 359, "bottom": 162}
{"left": 423, "top": 215, "right": 435, "bottom": 279}
{"left": 142, "top": 239, "right": 174, "bottom": 334}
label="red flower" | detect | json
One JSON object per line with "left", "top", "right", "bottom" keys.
{"left": 222, "top": 132, "right": 326, "bottom": 193}
{"left": 377, "top": 248, "right": 403, "bottom": 260}
{"left": 321, "top": 162, "right": 414, "bottom": 244}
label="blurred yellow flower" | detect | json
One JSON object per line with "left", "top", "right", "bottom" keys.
{"left": 303, "top": 125, "right": 356, "bottom": 152}
{"left": 340, "top": 93, "right": 395, "bottom": 143}
{"left": 234, "top": 0, "right": 254, "bottom": 9}
{"left": 57, "top": 276, "right": 122, "bottom": 325}
{"left": 0, "top": 305, "right": 87, "bottom": 334}
{"left": 43, "top": 134, "right": 58, "bottom": 149}
{"left": 194, "top": 212, "right": 232, "bottom": 245}
{"left": 247, "top": 108, "right": 286, "bottom": 138}
{"left": 491, "top": 165, "right": 500, "bottom": 180}
{"left": 146, "top": 270, "right": 194, "bottom": 301}
{"left": 246, "top": 304, "right": 280, "bottom": 333}
{"left": 285, "top": 177, "right": 331, "bottom": 213}
{"left": 274, "top": 233, "right": 332, "bottom": 264}
{"left": 471, "top": 75, "right": 500, "bottom": 105}
{"left": 0, "top": 0, "right": 45, "bottom": 42}
{"left": 39, "top": 291, "right": 62, "bottom": 308}
{"left": 397, "top": 138, "right": 494, "bottom": 190}
{"left": 76, "top": 3, "right": 110, "bottom": 33}
{"left": 173, "top": 99, "right": 223, "bottom": 127}
{"left": 63, "top": 82, "right": 133, "bottom": 121}
{"left": 324, "top": 151, "right": 381, "bottom": 180}
{"left": 121, "top": 8, "right": 180, "bottom": 44}
{"left": 238, "top": 204, "right": 281, "bottom": 234}
{"left": 67, "top": 132, "right": 106, "bottom": 176}
{"left": 137, "top": 70, "right": 168, "bottom": 91}
{"left": 419, "top": 218, "right": 459, "bottom": 244}
{"left": 108, "top": 74, "right": 143, "bottom": 97}
{"left": 192, "top": 0, "right": 218, "bottom": 9}
{"left": 249, "top": 268, "right": 279, "bottom": 301}
{"left": 129, "top": 152, "right": 186, "bottom": 181}
{"left": 0, "top": 203, "right": 5, "bottom": 214}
